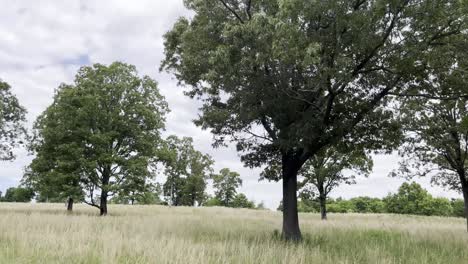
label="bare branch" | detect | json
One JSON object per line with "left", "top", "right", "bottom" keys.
{"left": 219, "top": 0, "right": 244, "bottom": 24}
{"left": 82, "top": 200, "right": 101, "bottom": 209}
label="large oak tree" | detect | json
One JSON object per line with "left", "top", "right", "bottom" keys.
{"left": 162, "top": 0, "right": 465, "bottom": 240}
{"left": 25, "top": 62, "right": 168, "bottom": 215}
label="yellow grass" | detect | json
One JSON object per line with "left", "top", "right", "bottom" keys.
{"left": 0, "top": 203, "right": 467, "bottom": 263}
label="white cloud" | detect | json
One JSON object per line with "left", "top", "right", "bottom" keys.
{"left": 0, "top": 1, "right": 460, "bottom": 209}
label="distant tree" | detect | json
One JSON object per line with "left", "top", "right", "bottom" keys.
{"left": 24, "top": 62, "right": 168, "bottom": 215}
{"left": 0, "top": 80, "right": 27, "bottom": 161}
{"left": 230, "top": 193, "right": 255, "bottom": 209}
{"left": 255, "top": 201, "right": 267, "bottom": 210}
{"left": 392, "top": 21, "right": 468, "bottom": 227}
{"left": 212, "top": 168, "right": 242, "bottom": 207}
{"left": 384, "top": 182, "right": 434, "bottom": 215}
{"left": 204, "top": 196, "right": 222, "bottom": 207}
{"left": 163, "top": 136, "right": 213, "bottom": 206}
{"left": 427, "top": 197, "right": 453, "bottom": 217}
{"left": 112, "top": 183, "right": 162, "bottom": 205}
{"left": 3, "top": 187, "right": 34, "bottom": 202}
{"left": 161, "top": 0, "right": 463, "bottom": 240}
{"left": 299, "top": 146, "right": 372, "bottom": 220}
{"left": 327, "top": 198, "right": 355, "bottom": 213}
{"left": 350, "top": 197, "right": 385, "bottom": 213}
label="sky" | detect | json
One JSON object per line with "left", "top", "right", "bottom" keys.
{"left": 0, "top": 0, "right": 460, "bottom": 209}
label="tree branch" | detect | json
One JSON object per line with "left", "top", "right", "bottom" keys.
{"left": 82, "top": 199, "right": 101, "bottom": 209}
{"left": 246, "top": 0, "right": 252, "bottom": 20}
{"left": 352, "top": 2, "right": 407, "bottom": 75}
{"left": 219, "top": 0, "right": 244, "bottom": 24}
{"left": 260, "top": 116, "right": 277, "bottom": 141}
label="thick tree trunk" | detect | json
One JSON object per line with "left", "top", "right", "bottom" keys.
{"left": 462, "top": 189, "right": 468, "bottom": 232}
{"left": 67, "top": 197, "right": 73, "bottom": 211}
{"left": 458, "top": 170, "right": 468, "bottom": 232}
{"left": 100, "top": 191, "right": 108, "bottom": 216}
{"left": 319, "top": 195, "right": 327, "bottom": 220}
{"left": 282, "top": 157, "right": 302, "bottom": 241}
{"left": 100, "top": 171, "right": 110, "bottom": 216}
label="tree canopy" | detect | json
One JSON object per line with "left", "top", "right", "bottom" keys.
{"left": 24, "top": 62, "right": 169, "bottom": 215}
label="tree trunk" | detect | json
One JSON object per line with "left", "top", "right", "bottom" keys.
{"left": 460, "top": 181, "right": 468, "bottom": 232}
{"left": 319, "top": 195, "right": 327, "bottom": 220}
{"left": 67, "top": 197, "right": 73, "bottom": 212}
{"left": 100, "top": 191, "right": 108, "bottom": 216}
{"left": 282, "top": 156, "right": 302, "bottom": 241}
{"left": 462, "top": 189, "right": 468, "bottom": 232}
{"left": 457, "top": 170, "right": 468, "bottom": 232}
{"left": 100, "top": 170, "right": 110, "bottom": 216}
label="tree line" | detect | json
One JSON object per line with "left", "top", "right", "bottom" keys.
{"left": 0, "top": 0, "right": 467, "bottom": 241}
{"left": 278, "top": 182, "right": 465, "bottom": 218}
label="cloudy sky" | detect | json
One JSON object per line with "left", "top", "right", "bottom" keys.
{"left": 0, "top": 0, "right": 459, "bottom": 209}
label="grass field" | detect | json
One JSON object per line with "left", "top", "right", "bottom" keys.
{"left": 0, "top": 203, "right": 467, "bottom": 264}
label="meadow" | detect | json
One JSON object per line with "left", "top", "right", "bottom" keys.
{"left": 0, "top": 203, "right": 467, "bottom": 264}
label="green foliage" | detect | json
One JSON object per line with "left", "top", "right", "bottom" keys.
{"left": 393, "top": 21, "right": 468, "bottom": 209}
{"left": 278, "top": 182, "right": 462, "bottom": 217}
{"left": 384, "top": 182, "right": 453, "bottom": 216}
{"left": 384, "top": 182, "right": 431, "bottom": 215}
{"left": 162, "top": 136, "right": 213, "bottom": 206}
{"left": 204, "top": 196, "right": 222, "bottom": 207}
{"left": 0, "top": 79, "right": 27, "bottom": 161}
{"left": 212, "top": 168, "right": 242, "bottom": 206}
{"left": 327, "top": 198, "right": 355, "bottom": 214}
{"left": 2, "top": 187, "right": 34, "bottom": 202}
{"left": 111, "top": 183, "right": 162, "bottom": 205}
{"left": 230, "top": 193, "right": 255, "bottom": 209}
{"left": 451, "top": 199, "right": 465, "bottom": 218}
{"left": 349, "top": 197, "right": 385, "bottom": 214}
{"left": 204, "top": 192, "right": 257, "bottom": 209}
{"left": 24, "top": 62, "right": 169, "bottom": 213}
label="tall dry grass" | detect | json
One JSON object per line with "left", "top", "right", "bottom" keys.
{"left": 0, "top": 203, "right": 466, "bottom": 263}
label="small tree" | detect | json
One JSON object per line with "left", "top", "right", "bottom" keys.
{"left": 0, "top": 80, "right": 27, "bottom": 161}
{"left": 25, "top": 62, "right": 168, "bottom": 215}
{"left": 212, "top": 168, "right": 242, "bottom": 207}
{"left": 230, "top": 193, "right": 255, "bottom": 209}
{"left": 299, "top": 146, "right": 372, "bottom": 220}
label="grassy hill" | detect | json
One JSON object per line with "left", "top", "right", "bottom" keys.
{"left": 0, "top": 203, "right": 467, "bottom": 263}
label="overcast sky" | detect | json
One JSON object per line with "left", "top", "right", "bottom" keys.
{"left": 0, "top": 0, "right": 459, "bottom": 209}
